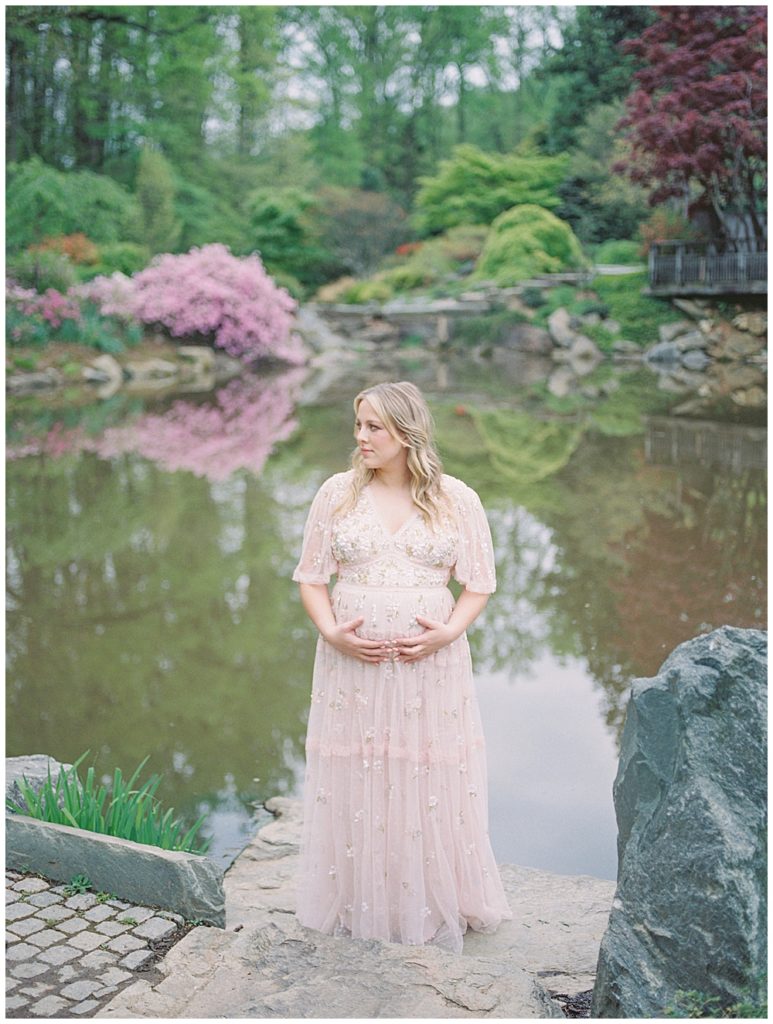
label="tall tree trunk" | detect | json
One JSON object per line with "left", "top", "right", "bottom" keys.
{"left": 456, "top": 63, "right": 466, "bottom": 141}
{"left": 6, "top": 33, "right": 25, "bottom": 162}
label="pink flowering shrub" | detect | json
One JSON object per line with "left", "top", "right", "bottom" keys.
{"left": 97, "top": 243, "right": 303, "bottom": 365}
{"left": 71, "top": 272, "right": 136, "bottom": 320}
{"left": 7, "top": 282, "right": 82, "bottom": 326}
{"left": 6, "top": 279, "right": 83, "bottom": 345}
{"left": 6, "top": 368, "right": 306, "bottom": 481}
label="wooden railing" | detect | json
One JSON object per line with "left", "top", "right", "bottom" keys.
{"left": 647, "top": 242, "right": 767, "bottom": 295}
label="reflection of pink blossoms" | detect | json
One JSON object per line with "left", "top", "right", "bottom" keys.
{"left": 6, "top": 368, "right": 307, "bottom": 482}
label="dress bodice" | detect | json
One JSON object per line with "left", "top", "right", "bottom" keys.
{"left": 293, "top": 470, "right": 496, "bottom": 594}
{"left": 332, "top": 486, "right": 458, "bottom": 587}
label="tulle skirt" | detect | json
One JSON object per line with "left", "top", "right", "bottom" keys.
{"left": 295, "top": 581, "right": 512, "bottom": 955}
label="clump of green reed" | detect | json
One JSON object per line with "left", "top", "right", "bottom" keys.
{"left": 6, "top": 750, "right": 211, "bottom": 855}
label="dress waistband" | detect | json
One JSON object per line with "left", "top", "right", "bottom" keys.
{"left": 334, "top": 580, "right": 451, "bottom": 592}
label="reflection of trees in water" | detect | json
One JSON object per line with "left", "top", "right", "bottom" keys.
{"left": 606, "top": 466, "right": 766, "bottom": 680}
{"left": 436, "top": 402, "right": 767, "bottom": 745}
{"left": 6, "top": 374, "right": 317, "bottom": 830}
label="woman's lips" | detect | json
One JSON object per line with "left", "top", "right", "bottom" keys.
{"left": 361, "top": 448, "right": 373, "bottom": 454}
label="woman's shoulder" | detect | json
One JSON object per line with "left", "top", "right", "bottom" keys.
{"left": 317, "top": 468, "right": 354, "bottom": 497}
{"left": 440, "top": 473, "right": 477, "bottom": 498}
{"left": 439, "top": 473, "right": 484, "bottom": 510}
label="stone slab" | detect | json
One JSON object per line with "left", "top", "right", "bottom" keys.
{"left": 6, "top": 813, "right": 225, "bottom": 926}
{"left": 97, "top": 796, "right": 615, "bottom": 1019}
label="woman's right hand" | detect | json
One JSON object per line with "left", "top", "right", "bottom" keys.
{"left": 323, "top": 616, "right": 388, "bottom": 663}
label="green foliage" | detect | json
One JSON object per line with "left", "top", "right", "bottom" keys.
{"left": 7, "top": 250, "right": 77, "bottom": 293}
{"left": 172, "top": 173, "right": 248, "bottom": 253}
{"left": 413, "top": 143, "right": 570, "bottom": 235}
{"left": 136, "top": 147, "right": 182, "bottom": 254}
{"left": 474, "top": 204, "right": 588, "bottom": 286}
{"left": 592, "top": 272, "right": 676, "bottom": 345}
{"left": 245, "top": 187, "right": 336, "bottom": 291}
{"left": 536, "top": 6, "right": 657, "bottom": 153}
{"left": 664, "top": 977, "right": 768, "bottom": 1018}
{"left": 451, "top": 309, "right": 531, "bottom": 349}
{"left": 7, "top": 297, "right": 141, "bottom": 354}
{"left": 593, "top": 240, "right": 642, "bottom": 264}
{"left": 6, "top": 750, "right": 211, "bottom": 854}
{"left": 520, "top": 286, "right": 548, "bottom": 309}
{"left": 86, "top": 243, "right": 152, "bottom": 278}
{"left": 341, "top": 276, "right": 395, "bottom": 303}
{"left": 62, "top": 874, "right": 91, "bottom": 896}
{"left": 556, "top": 101, "right": 650, "bottom": 246}
{"left": 6, "top": 157, "right": 140, "bottom": 251}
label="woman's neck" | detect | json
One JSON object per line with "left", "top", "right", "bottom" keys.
{"left": 371, "top": 465, "right": 411, "bottom": 491}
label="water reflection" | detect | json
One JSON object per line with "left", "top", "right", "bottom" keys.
{"left": 7, "top": 367, "right": 307, "bottom": 480}
{"left": 5, "top": 356, "right": 766, "bottom": 876}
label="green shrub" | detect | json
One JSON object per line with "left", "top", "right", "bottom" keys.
{"left": 6, "top": 750, "right": 211, "bottom": 854}
{"left": 593, "top": 271, "right": 676, "bottom": 345}
{"left": 245, "top": 187, "right": 335, "bottom": 291}
{"left": 7, "top": 250, "right": 77, "bottom": 293}
{"left": 520, "top": 286, "right": 548, "bottom": 309}
{"left": 413, "top": 142, "right": 569, "bottom": 235}
{"left": 452, "top": 309, "right": 531, "bottom": 349}
{"left": 6, "top": 156, "right": 140, "bottom": 251}
{"left": 85, "top": 242, "right": 152, "bottom": 278}
{"left": 173, "top": 174, "right": 247, "bottom": 253}
{"left": 576, "top": 298, "right": 611, "bottom": 318}
{"left": 438, "top": 224, "right": 490, "bottom": 263}
{"left": 342, "top": 277, "right": 394, "bottom": 303}
{"left": 664, "top": 977, "right": 767, "bottom": 1018}
{"left": 136, "top": 147, "right": 181, "bottom": 254}
{"left": 474, "top": 204, "right": 588, "bottom": 286}
{"left": 593, "top": 239, "right": 643, "bottom": 264}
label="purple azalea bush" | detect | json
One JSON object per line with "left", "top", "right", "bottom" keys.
{"left": 80, "top": 243, "right": 304, "bottom": 365}
{"left": 8, "top": 244, "right": 305, "bottom": 365}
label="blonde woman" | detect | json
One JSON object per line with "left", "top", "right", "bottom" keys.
{"left": 292, "top": 380, "right": 511, "bottom": 954}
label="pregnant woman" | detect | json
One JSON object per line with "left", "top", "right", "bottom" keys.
{"left": 292, "top": 380, "right": 511, "bottom": 954}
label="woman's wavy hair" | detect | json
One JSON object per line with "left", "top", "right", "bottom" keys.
{"left": 334, "top": 381, "right": 451, "bottom": 528}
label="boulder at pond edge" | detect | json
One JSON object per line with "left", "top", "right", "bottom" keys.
{"left": 591, "top": 625, "right": 767, "bottom": 1018}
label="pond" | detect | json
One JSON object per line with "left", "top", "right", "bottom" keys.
{"left": 6, "top": 345, "right": 766, "bottom": 882}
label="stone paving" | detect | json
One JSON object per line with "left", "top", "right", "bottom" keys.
{"left": 5, "top": 868, "right": 199, "bottom": 1018}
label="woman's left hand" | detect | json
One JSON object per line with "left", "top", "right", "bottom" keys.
{"left": 392, "top": 615, "right": 456, "bottom": 663}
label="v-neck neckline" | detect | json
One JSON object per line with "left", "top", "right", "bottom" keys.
{"left": 363, "top": 485, "right": 421, "bottom": 539}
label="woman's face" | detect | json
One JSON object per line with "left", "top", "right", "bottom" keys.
{"left": 354, "top": 397, "right": 406, "bottom": 473}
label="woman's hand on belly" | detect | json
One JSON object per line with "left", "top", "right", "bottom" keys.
{"left": 324, "top": 616, "right": 390, "bottom": 663}
{"left": 393, "top": 615, "right": 455, "bottom": 663}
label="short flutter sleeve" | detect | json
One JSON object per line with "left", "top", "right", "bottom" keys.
{"left": 292, "top": 474, "right": 345, "bottom": 585}
{"left": 448, "top": 478, "right": 497, "bottom": 594}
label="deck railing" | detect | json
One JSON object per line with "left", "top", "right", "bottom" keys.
{"left": 648, "top": 242, "right": 767, "bottom": 295}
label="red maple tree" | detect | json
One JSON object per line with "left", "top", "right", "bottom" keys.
{"left": 615, "top": 6, "right": 767, "bottom": 251}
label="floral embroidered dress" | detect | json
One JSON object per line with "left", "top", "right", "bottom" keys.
{"left": 292, "top": 469, "right": 512, "bottom": 954}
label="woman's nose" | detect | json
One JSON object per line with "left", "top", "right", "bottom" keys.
{"left": 356, "top": 426, "right": 368, "bottom": 442}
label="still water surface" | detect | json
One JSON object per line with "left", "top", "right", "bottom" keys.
{"left": 6, "top": 351, "right": 766, "bottom": 880}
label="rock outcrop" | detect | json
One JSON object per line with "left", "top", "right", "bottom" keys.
{"left": 591, "top": 625, "right": 767, "bottom": 1018}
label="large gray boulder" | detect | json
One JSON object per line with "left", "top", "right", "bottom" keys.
{"left": 591, "top": 626, "right": 767, "bottom": 1018}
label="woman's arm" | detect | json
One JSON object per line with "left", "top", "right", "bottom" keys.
{"left": 445, "top": 588, "right": 489, "bottom": 641}
{"left": 298, "top": 583, "right": 388, "bottom": 663}
{"left": 395, "top": 588, "right": 489, "bottom": 664}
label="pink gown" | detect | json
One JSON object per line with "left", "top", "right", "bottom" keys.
{"left": 292, "top": 469, "right": 512, "bottom": 954}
